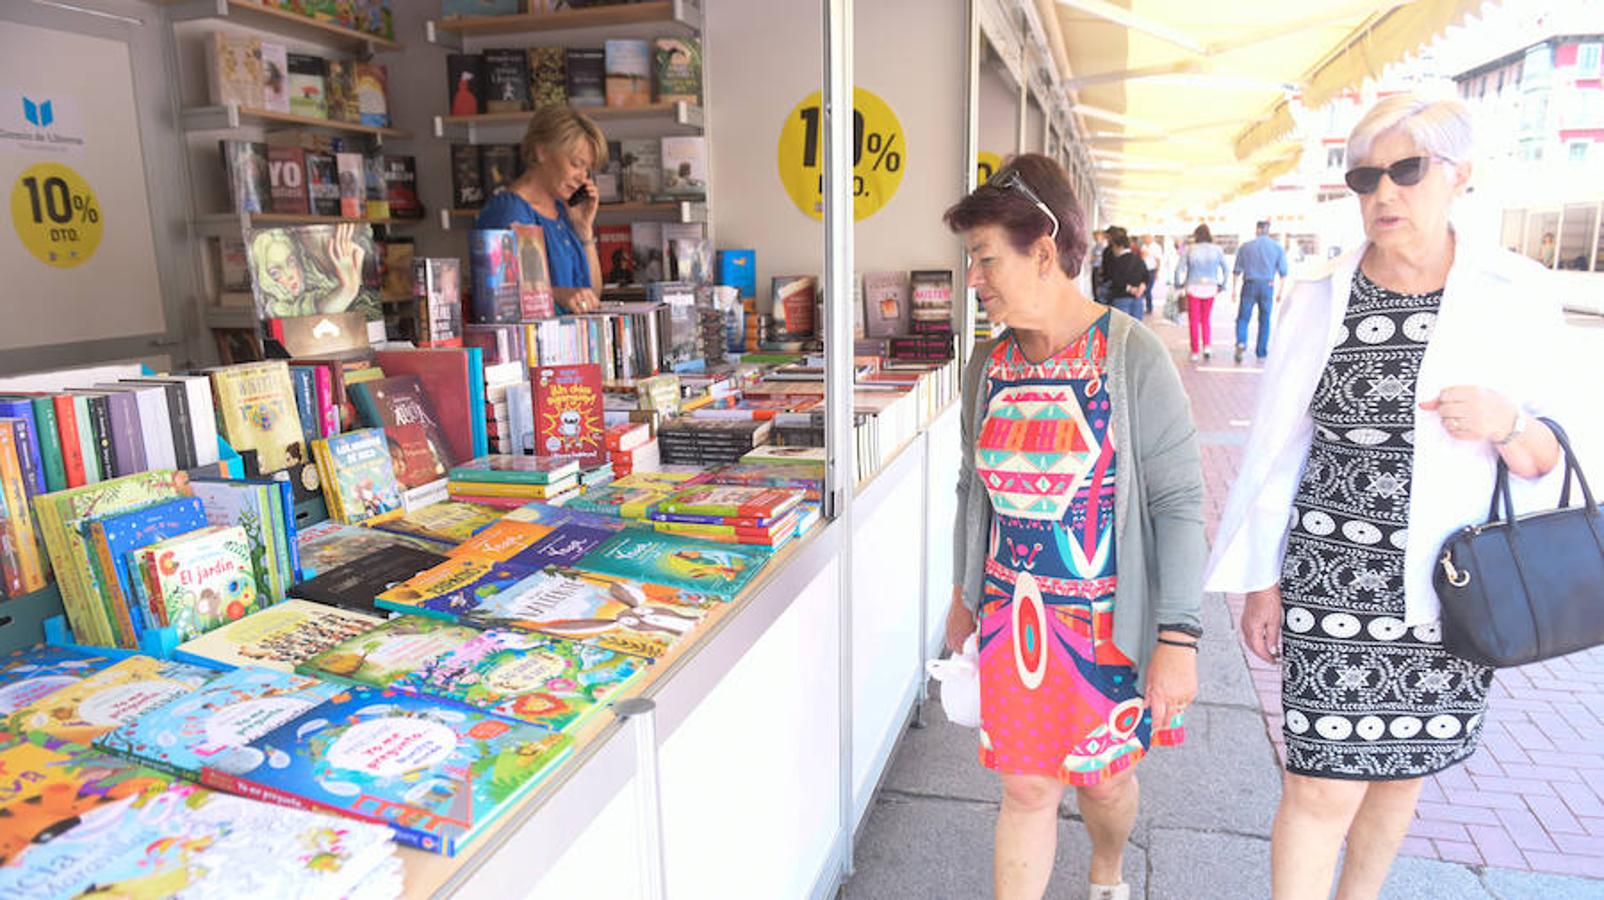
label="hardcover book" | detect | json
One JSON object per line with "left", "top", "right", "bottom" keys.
{"left": 295, "top": 615, "right": 481, "bottom": 687}
{"left": 393, "top": 629, "right": 646, "bottom": 733}
{"left": 566, "top": 483, "right": 674, "bottom": 520}
{"left": 463, "top": 567, "right": 714, "bottom": 660}
{"left": 85, "top": 496, "right": 210, "bottom": 636}
{"left": 210, "top": 361, "right": 306, "bottom": 473}
{"left": 370, "top": 500, "right": 503, "bottom": 545}
{"left": 175, "top": 599, "right": 385, "bottom": 672}
{"left": 863, "top": 270, "right": 911, "bottom": 338}
{"left": 653, "top": 37, "right": 702, "bottom": 105}
{"left": 7, "top": 655, "right": 217, "bottom": 744}
{"left": 451, "top": 143, "right": 485, "bottom": 208}
{"left": 773, "top": 275, "right": 818, "bottom": 339}
{"left": 215, "top": 685, "right": 572, "bottom": 855}
{"left": 314, "top": 427, "right": 403, "bottom": 525}
{"left": 287, "top": 53, "right": 328, "bottom": 119}
{"left": 375, "top": 556, "right": 539, "bottom": 619}
{"left": 0, "top": 645, "right": 117, "bottom": 715}
{"left": 446, "top": 518, "right": 553, "bottom": 563}
{"left": 451, "top": 454, "right": 580, "bottom": 485}
{"left": 208, "top": 33, "right": 264, "bottom": 109}
{"left": 246, "top": 223, "right": 382, "bottom": 321}
{"left": 447, "top": 53, "right": 486, "bottom": 117}
{"left": 603, "top": 39, "right": 651, "bottom": 108}
{"left": 131, "top": 524, "right": 264, "bottom": 641}
{"left": 659, "top": 136, "right": 707, "bottom": 199}
{"left": 619, "top": 139, "right": 661, "bottom": 204}
{"left": 527, "top": 47, "right": 567, "bottom": 109}
{"left": 575, "top": 531, "right": 769, "bottom": 601}
{"left": 355, "top": 62, "right": 390, "bottom": 127}
{"left": 483, "top": 48, "right": 530, "bottom": 112}
{"left": 324, "top": 59, "right": 361, "bottom": 123}
{"left": 480, "top": 144, "right": 520, "bottom": 195}
{"left": 349, "top": 375, "right": 454, "bottom": 489}
{"left": 267, "top": 146, "right": 310, "bottom": 215}
{"left": 414, "top": 257, "right": 464, "bottom": 346}
{"left": 260, "top": 41, "right": 291, "bottom": 113}
{"left": 469, "top": 228, "right": 523, "bottom": 324}
{"left": 290, "top": 544, "right": 450, "bottom": 615}
{"left": 296, "top": 519, "right": 452, "bottom": 579}
{"left": 512, "top": 223, "right": 556, "bottom": 320}
{"left": 564, "top": 48, "right": 605, "bottom": 108}
{"left": 533, "top": 364, "right": 605, "bottom": 466}
{"left": 657, "top": 485, "right": 804, "bottom": 520}
{"left": 221, "top": 140, "right": 270, "bottom": 214}
{"left": 189, "top": 477, "right": 293, "bottom": 605}
{"left": 371, "top": 348, "right": 481, "bottom": 465}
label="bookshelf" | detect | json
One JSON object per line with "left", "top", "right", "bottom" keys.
{"left": 193, "top": 212, "right": 420, "bottom": 239}
{"left": 434, "top": 102, "right": 704, "bottom": 143}
{"left": 425, "top": 0, "right": 701, "bottom": 49}
{"left": 162, "top": 0, "right": 404, "bottom": 55}
{"left": 182, "top": 104, "right": 412, "bottom": 142}
{"left": 438, "top": 200, "right": 707, "bottom": 231}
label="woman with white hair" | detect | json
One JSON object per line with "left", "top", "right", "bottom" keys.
{"left": 1206, "top": 94, "right": 1575, "bottom": 898}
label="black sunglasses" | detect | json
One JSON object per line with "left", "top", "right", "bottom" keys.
{"left": 1344, "top": 155, "right": 1451, "bottom": 195}
{"left": 992, "top": 169, "right": 1060, "bottom": 239}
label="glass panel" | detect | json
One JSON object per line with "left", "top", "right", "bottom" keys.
{"left": 1500, "top": 209, "right": 1526, "bottom": 253}
{"left": 1524, "top": 210, "right": 1560, "bottom": 266}
{"left": 1558, "top": 204, "right": 1597, "bottom": 270}
{"left": 1595, "top": 203, "right": 1604, "bottom": 272}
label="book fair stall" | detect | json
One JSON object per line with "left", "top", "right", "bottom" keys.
{"left": 0, "top": 0, "right": 1094, "bottom": 896}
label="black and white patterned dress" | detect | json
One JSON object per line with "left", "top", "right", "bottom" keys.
{"left": 1278, "top": 270, "right": 1494, "bottom": 779}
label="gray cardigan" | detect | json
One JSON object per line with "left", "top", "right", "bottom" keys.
{"left": 952, "top": 312, "right": 1207, "bottom": 680}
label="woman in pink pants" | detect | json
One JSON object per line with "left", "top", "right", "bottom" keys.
{"left": 1176, "top": 224, "right": 1228, "bottom": 361}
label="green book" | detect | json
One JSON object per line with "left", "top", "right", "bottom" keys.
{"left": 71, "top": 396, "right": 100, "bottom": 484}
{"left": 29, "top": 397, "right": 66, "bottom": 493}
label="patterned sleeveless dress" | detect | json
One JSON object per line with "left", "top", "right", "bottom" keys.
{"left": 1278, "top": 270, "right": 1494, "bottom": 779}
{"left": 975, "top": 314, "right": 1184, "bottom": 785}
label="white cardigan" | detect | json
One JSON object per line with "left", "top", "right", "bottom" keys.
{"left": 1204, "top": 237, "right": 1583, "bottom": 625}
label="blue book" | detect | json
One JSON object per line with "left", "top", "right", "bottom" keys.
{"left": 270, "top": 472, "right": 302, "bottom": 584}
{"left": 574, "top": 530, "right": 770, "bottom": 602}
{"left": 288, "top": 366, "right": 319, "bottom": 446}
{"left": 0, "top": 400, "right": 46, "bottom": 494}
{"left": 466, "top": 346, "right": 488, "bottom": 459}
{"left": 216, "top": 685, "right": 573, "bottom": 856}
{"left": 0, "top": 645, "right": 119, "bottom": 715}
{"left": 717, "top": 249, "right": 757, "bottom": 299}
{"left": 86, "top": 497, "right": 210, "bottom": 636}
{"left": 506, "top": 523, "right": 616, "bottom": 569}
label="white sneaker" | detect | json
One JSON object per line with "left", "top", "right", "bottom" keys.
{"left": 1202, "top": 347, "right": 1212, "bottom": 360}
{"left": 1090, "top": 883, "right": 1130, "bottom": 900}
{"left": 1189, "top": 353, "right": 1200, "bottom": 362}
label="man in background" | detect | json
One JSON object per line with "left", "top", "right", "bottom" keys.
{"left": 1139, "top": 234, "right": 1160, "bottom": 316}
{"left": 1231, "top": 219, "right": 1288, "bottom": 363}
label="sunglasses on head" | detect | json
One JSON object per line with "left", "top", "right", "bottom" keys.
{"left": 992, "top": 169, "right": 1060, "bottom": 239}
{"left": 1343, "top": 155, "right": 1452, "bottom": 195}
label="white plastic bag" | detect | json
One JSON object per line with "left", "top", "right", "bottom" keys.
{"left": 926, "top": 633, "right": 981, "bottom": 727}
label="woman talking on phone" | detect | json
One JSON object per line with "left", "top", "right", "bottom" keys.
{"left": 475, "top": 105, "right": 608, "bottom": 314}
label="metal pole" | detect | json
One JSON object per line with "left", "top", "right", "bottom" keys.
{"left": 614, "top": 698, "right": 666, "bottom": 900}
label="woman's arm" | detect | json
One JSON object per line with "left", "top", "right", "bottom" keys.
{"left": 1419, "top": 388, "right": 1561, "bottom": 478}
{"left": 1131, "top": 332, "right": 1207, "bottom": 630}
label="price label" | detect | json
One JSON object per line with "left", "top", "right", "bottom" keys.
{"left": 976, "top": 151, "right": 1003, "bottom": 186}
{"left": 10, "top": 162, "right": 104, "bottom": 269}
{"left": 776, "top": 88, "right": 905, "bottom": 222}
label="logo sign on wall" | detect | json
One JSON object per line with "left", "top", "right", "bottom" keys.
{"left": 5, "top": 92, "right": 102, "bottom": 269}
{"left": 976, "top": 151, "right": 1003, "bottom": 187}
{"left": 776, "top": 87, "right": 905, "bottom": 222}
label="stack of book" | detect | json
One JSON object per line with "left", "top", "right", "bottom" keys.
{"left": 310, "top": 427, "right": 403, "bottom": 525}
{"left": 605, "top": 421, "right": 659, "bottom": 476}
{"left": 447, "top": 454, "right": 581, "bottom": 508}
{"left": 649, "top": 485, "right": 805, "bottom": 549}
{"left": 565, "top": 482, "right": 675, "bottom": 521}
{"left": 655, "top": 417, "right": 771, "bottom": 466}
{"left": 484, "top": 361, "right": 528, "bottom": 456}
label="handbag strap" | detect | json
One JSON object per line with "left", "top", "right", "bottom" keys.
{"left": 1485, "top": 417, "right": 1598, "bottom": 527}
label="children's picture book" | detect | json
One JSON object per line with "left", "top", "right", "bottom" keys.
{"left": 85, "top": 496, "right": 210, "bottom": 636}
{"left": 504, "top": 500, "right": 633, "bottom": 532}
{"left": 131, "top": 524, "right": 264, "bottom": 641}
{"left": 175, "top": 599, "right": 384, "bottom": 672}
{"left": 575, "top": 531, "right": 769, "bottom": 602}
{"left": 371, "top": 500, "right": 502, "bottom": 545}
{"left": 296, "top": 520, "right": 454, "bottom": 579}
{"left": 188, "top": 478, "right": 285, "bottom": 606}
{"left": 653, "top": 37, "right": 702, "bottom": 105}
{"left": 349, "top": 375, "right": 455, "bottom": 489}
{"left": 566, "top": 483, "right": 675, "bottom": 520}
{"left": 210, "top": 361, "right": 307, "bottom": 473}
{"left": 214, "top": 685, "right": 572, "bottom": 855}
{"left": 534, "top": 364, "right": 605, "bottom": 466}
{"left": 0, "top": 645, "right": 117, "bottom": 715}
{"left": 863, "top": 270, "right": 911, "bottom": 338}
{"left": 96, "top": 666, "right": 343, "bottom": 779}
{"left": 603, "top": 39, "right": 651, "bottom": 108}
{"left": 469, "top": 228, "right": 523, "bottom": 324}
{"left": 290, "top": 544, "right": 450, "bottom": 616}
{"left": 394, "top": 629, "right": 646, "bottom": 733}
{"left": 463, "top": 567, "right": 714, "bottom": 660}
{"left": 446, "top": 518, "right": 553, "bottom": 562}
{"left": 314, "top": 427, "right": 403, "bottom": 525}
{"left": 247, "top": 223, "right": 382, "bottom": 322}
{"left": 296, "top": 615, "right": 481, "bottom": 687}
{"left": 528, "top": 46, "right": 566, "bottom": 109}
{"left": 7, "top": 655, "right": 218, "bottom": 744}
{"left": 656, "top": 485, "right": 805, "bottom": 520}
{"left": 375, "top": 556, "right": 539, "bottom": 619}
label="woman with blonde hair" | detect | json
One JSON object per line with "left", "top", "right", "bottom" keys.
{"left": 1207, "top": 93, "right": 1578, "bottom": 899}
{"left": 476, "top": 105, "right": 609, "bottom": 313}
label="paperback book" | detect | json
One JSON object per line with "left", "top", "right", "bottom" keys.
{"left": 175, "top": 599, "right": 385, "bottom": 672}
{"left": 131, "top": 524, "right": 264, "bottom": 641}
{"left": 0, "top": 645, "right": 117, "bottom": 715}
{"left": 575, "top": 531, "right": 769, "bottom": 602}
{"left": 289, "top": 544, "right": 450, "bottom": 616}
{"left": 313, "top": 427, "right": 403, "bottom": 525}
{"left": 295, "top": 615, "right": 481, "bottom": 688}
{"left": 375, "top": 556, "right": 539, "bottom": 619}
{"left": 653, "top": 37, "right": 702, "bottom": 104}
{"left": 463, "top": 567, "right": 714, "bottom": 660}
{"left": 483, "top": 48, "right": 530, "bottom": 112}
{"left": 7, "top": 655, "right": 217, "bottom": 744}
{"left": 564, "top": 48, "right": 605, "bottom": 108}
{"left": 528, "top": 46, "right": 567, "bottom": 108}
{"left": 533, "top": 363, "right": 605, "bottom": 466}
{"left": 449, "top": 454, "right": 580, "bottom": 485}
{"left": 603, "top": 39, "right": 651, "bottom": 108}
{"left": 349, "top": 375, "right": 455, "bottom": 489}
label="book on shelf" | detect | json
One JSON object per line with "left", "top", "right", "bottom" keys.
{"left": 575, "top": 530, "right": 769, "bottom": 602}
{"left": 306, "top": 151, "right": 341, "bottom": 216}
{"left": 528, "top": 46, "right": 567, "bottom": 109}
{"left": 0, "top": 427, "right": 45, "bottom": 596}
{"left": 604, "top": 39, "right": 651, "bottom": 108}
{"left": 336, "top": 151, "right": 365, "bottom": 218}
{"left": 565, "top": 48, "right": 606, "bottom": 108}
{"left": 174, "top": 599, "right": 385, "bottom": 672}
{"left": 653, "top": 37, "right": 702, "bottom": 105}
{"left": 210, "top": 361, "right": 306, "bottom": 473}
{"left": 355, "top": 62, "right": 390, "bottom": 128}
{"left": 286, "top": 53, "right": 328, "bottom": 120}
{"left": 260, "top": 41, "right": 291, "bottom": 114}
{"left": 451, "top": 143, "right": 485, "bottom": 208}
{"left": 717, "top": 248, "right": 756, "bottom": 299}
{"left": 290, "top": 544, "right": 450, "bottom": 616}
{"left": 7, "top": 655, "right": 218, "bottom": 744}
{"left": 483, "top": 48, "right": 531, "bottom": 113}
{"left": 186, "top": 478, "right": 288, "bottom": 605}
{"left": 130, "top": 524, "right": 264, "bottom": 642}
{"left": 596, "top": 138, "right": 623, "bottom": 202}
{"left": 363, "top": 154, "right": 389, "bottom": 219}
{"left": 598, "top": 224, "right": 635, "bottom": 285}
{"left": 863, "top": 270, "right": 910, "bottom": 338}
{"left": 0, "top": 645, "right": 118, "bottom": 715}
{"left": 772, "top": 275, "right": 818, "bottom": 340}
{"left": 910, "top": 269, "right": 955, "bottom": 331}
{"left": 629, "top": 219, "right": 665, "bottom": 280}
{"left": 312, "top": 427, "right": 403, "bottom": 525}
{"left": 208, "top": 33, "right": 264, "bottom": 110}
{"left": 480, "top": 144, "right": 520, "bottom": 195}
{"left": 267, "top": 146, "right": 310, "bottom": 215}
{"left": 659, "top": 136, "right": 708, "bottom": 200}
{"left": 324, "top": 59, "right": 361, "bottom": 124}
{"left": 221, "top": 140, "right": 270, "bottom": 214}
{"left": 383, "top": 155, "right": 422, "bottom": 220}
{"left": 447, "top": 53, "right": 486, "bottom": 117}
{"left": 619, "top": 138, "right": 662, "bottom": 205}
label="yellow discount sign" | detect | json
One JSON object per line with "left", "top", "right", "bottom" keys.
{"left": 976, "top": 151, "right": 1003, "bottom": 186}
{"left": 10, "top": 162, "right": 103, "bottom": 269}
{"left": 776, "top": 88, "right": 905, "bottom": 222}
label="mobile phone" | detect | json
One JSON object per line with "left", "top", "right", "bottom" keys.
{"left": 568, "top": 183, "right": 591, "bottom": 207}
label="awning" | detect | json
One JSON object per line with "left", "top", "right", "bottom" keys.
{"left": 1040, "top": 0, "right": 1494, "bottom": 220}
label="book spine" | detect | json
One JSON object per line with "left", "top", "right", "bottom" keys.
{"left": 256, "top": 484, "right": 286, "bottom": 604}
{"left": 2, "top": 417, "right": 43, "bottom": 499}
{"left": 105, "top": 392, "right": 148, "bottom": 476}
{"left": 273, "top": 474, "right": 301, "bottom": 584}
{"left": 87, "top": 522, "right": 144, "bottom": 643}
{"left": 162, "top": 384, "right": 198, "bottom": 470}
{"left": 183, "top": 379, "right": 221, "bottom": 467}
{"left": 134, "top": 549, "right": 169, "bottom": 628}
{"left": 29, "top": 398, "right": 66, "bottom": 493}
{"left": 52, "top": 396, "right": 86, "bottom": 488}
{"left": 372, "top": 596, "right": 459, "bottom": 622}
{"left": 84, "top": 395, "right": 117, "bottom": 478}
{"left": 312, "top": 366, "right": 337, "bottom": 437}
{"left": 311, "top": 441, "right": 346, "bottom": 524}
{"left": 0, "top": 428, "right": 46, "bottom": 593}
{"left": 290, "top": 367, "right": 318, "bottom": 446}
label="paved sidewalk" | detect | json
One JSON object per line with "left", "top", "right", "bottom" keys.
{"left": 840, "top": 300, "right": 1604, "bottom": 898}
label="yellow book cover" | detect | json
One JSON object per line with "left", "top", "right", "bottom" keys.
{"left": 371, "top": 501, "right": 503, "bottom": 545}
{"left": 444, "top": 480, "right": 570, "bottom": 499}
{"left": 447, "top": 519, "right": 554, "bottom": 562}
{"left": 374, "top": 556, "right": 533, "bottom": 619}
{"left": 7, "top": 655, "right": 216, "bottom": 744}
{"left": 210, "top": 361, "right": 306, "bottom": 473}
{"left": 0, "top": 427, "right": 46, "bottom": 593}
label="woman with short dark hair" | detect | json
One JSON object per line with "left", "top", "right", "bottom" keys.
{"left": 944, "top": 153, "right": 1207, "bottom": 900}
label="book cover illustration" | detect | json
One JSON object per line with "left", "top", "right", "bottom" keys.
{"left": 483, "top": 48, "right": 530, "bottom": 113}
{"left": 364, "top": 154, "right": 390, "bottom": 219}
{"left": 260, "top": 41, "right": 290, "bottom": 113}
{"left": 290, "top": 545, "right": 450, "bottom": 616}
{"left": 350, "top": 375, "right": 454, "bottom": 489}
{"left": 575, "top": 531, "right": 769, "bottom": 602}
{"left": 176, "top": 599, "right": 384, "bottom": 672}
{"left": 96, "top": 665, "right": 343, "bottom": 778}
{"left": 620, "top": 140, "right": 662, "bottom": 205}
{"left": 502, "top": 523, "right": 615, "bottom": 569}
{"left": 469, "top": 228, "right": 522, "bottom": 324}
{"left": 414, "top": 256, "right": 463, "bottom": 346}
{"left": 248, "top": 223, "right": 382, "bottom": 322}
{"left": 534, "top": 364, "right": 605, "bottom": 466}
{"left": 325, "top": 59, "right": 361, "bottom": 123}
{"left": 863, "top": 270, "right": 911, "bottom": 338}
{"left": 7, "top": 655, "right": 217, "bottom": 744}
{"left": 296, "top": 615, "right": 481, "bottom": 688}
{"left": 187, "top": 479, "right": 284, "bottom": 605}
{"left": 355, "top": 62, "right": 390, "bottom": 127}
{"left": 505, "top": 500, "right": 633, "bottom": 533}
{"left": 208, "top": 33, "right": 264, "bottom": 109}
{"left": 450, "top": 454, "right": 579, "bottom": 485}
{"left": 220, "top": 686, "right": 572, "bottom": 855}
{"left": 653, "top": 37, "right": 701, "bottom": 105}
{"left": 603, "top": 39, "right": 651, "bottom": 108}
{"left": 316, "top": 427, "right": 403, "bottom": 525}
{"left": 296, "top": 520, "right": 454, "bottom": 579}
{"left": 657, "top": 485, "right": 804, "bottom": 520}
{"left": 394, "top": 629, "right": 646, "bottom": 733}
{"left": 659, "top": 136, "right": 707, "bottom": 199}
{"left": 86, "top": 495, "right": 211, "bottom": 634}
{"left": 384, "top": 155, "right": 423, "bottom": 220}
{"left": 221, "top": 139, "right": 270, "bottom": 214}
{"left": 447, "top": 519, "right": 554, "bottom": 563}
{"left": 566, "top": 483, "right": 674, "bottom": 520}
{"left": 511, "top": 223, "right": 556, "bottom": 320}
{"left": 480, "top": 144, "right": 519, "bottom": 195}
{"left": 268, "top": 146, "right": 310, "bottom": 215}
{"left": 134, "top": 524, "right": 264, "bottom": 641}
{"left": 0, "top": 645, "right": 117, "bottom": 716}
{"left": 376, "top": 556, "right": 539, "bottom": 619}
{"left": 773, "top": 275, "right": 819, "bottom": 339}
{"left": 910, "top": 269, "right": 955, "bottom": 330}
{"left": 371, "top": 500, "right": 502, "bottom": 545}
{"left": 451, "top": 143, "right": 485, "bottom": 208}
{"left": 447, "top": 53, "right": 486, "bottom": 117}
{"left": 464, "top": 567, "right": 714, "bottom": 660}
{"left": 287, "top": 52, "right": 328, "bottom": 119}
{"left": 528, "top": 47, "right": 566, "bottom": 109}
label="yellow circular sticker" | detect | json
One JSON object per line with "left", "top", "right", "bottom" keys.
{"left": 777, "top": 88, "right": 905, "bottom": 222}
{"left": 10, "top": 162, "right": 104, "bottom": 269}
{"left": 976, "top": 151, "right": 1003, "bottom": 186}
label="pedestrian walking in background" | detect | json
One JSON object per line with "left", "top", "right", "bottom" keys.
{"left": 944, "top": 153, "right": 1206, "bottom": 900}
{"left": 1232, "top": 219, "right": 1290, "bottom": 363}
{"left": 1090, "top": 229, "right": 1109, "bottom": 303}
{"left": 1205, "top": 93, "right": 1578, "bottom": 900}
{"left": 1139, "top": 234, "right": 1160, "bottom": 316}
{"left": 1175, "top": 224, "right": 1228, "bottom": 360}
{"left": 1105, "top": 231, "right": 1150, "bottom": 321}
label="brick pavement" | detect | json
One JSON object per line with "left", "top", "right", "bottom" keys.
{"left": 1160, "top": 302, "right": 1604, "bottom": 881}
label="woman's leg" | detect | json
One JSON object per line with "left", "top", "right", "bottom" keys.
{"left": 1271, "top": 772, "right": 1369, "bottom": 900}
{"left": 1334, "top": 778, "right": 1424, "bottom": 900}
{"left": 1075, "top": 768, "right": 1140, "bottom": 886}
{"left": 1187, "top": 294, "right": 1203, "bottom": 354}
{"left": 997, "top": 773, "right": 1066, "bottom": 900}
{"left": 1200, "top": 295, "right": 1215, "bottom": 351}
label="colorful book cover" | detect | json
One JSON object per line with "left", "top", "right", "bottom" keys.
{"left": 133, "top": 524, "right": 264, "bottom": 641}
{"left": 534, "top": 364, "right": 605, "bottom": 466}
{"left": 210, "top": 361, "right": 307, "bottom": 473}
{"left": 863, "top": 271, "right": 911, "bottom": 338}
{"left": 0, "top": 645, "right": 117, "bottom": 715}
{"left": 446, "top": 53, "right": 486, "bottom": 117}
{"left": 447, "top": 519, "right": 554, "bottom": 563}
{"left": 221, "top": 139, "right": 270, "bottom": 214}
{"left": 653, "top": 37, "right": 702, "bottom": 105}
{"left": 566, "top": 483, "right": 674, "bottom": 520}
{"left": 371, "top": 349, "right": 480, "bottom": 466}
{"left": 504, "top": 523, "right": 615, "bottom": 569}
{"left": 611, "top": 471, "right": 711, "bottom": 491}
{"left": 657, "top": 485, "right": 804, "bottom": 520}
{"left": 355, "top": 62, "right": 390, "bottom": 128}
{"left": 296, "top": 520, "right": 454, "bottom": 579}
{"left": 469, "top": 228, "right": 522, "bottom": 325}
{"left": 0, "top": 426, "right": 45, "bottom": 596}
{"left": 287, "top": 52, "right": 327, "bottom": 119}
{"left": 505, "top": 501, "right": 633, "bottom": 533}
{"left": 290, "top": 545, "right": 450, "bottom": 616}
{"left": 208, "top": 32, "right": 264, "bottom": 109}
{"left": 394, "top": 629, "right": 645, "bottom": 733}
{"left": 247, "top": 223, "right": 382, "bottom": 322}
{"left": 188, "top": 479, "right": 284, "bottom": 606}
{"left": 96, "top": 666, "right": 343, "bottom": 778}
{"left": 375, "top": 557, "right": 539, "bottom": 619}
{"left": 325, "top": 59, "right": 361, "bottom": 123}
{"left": 337, "top": 151, "right": 366, "bottom": 218}
{"left": 306, "top": 151, "right": 341, "bottom": 216}
{"left": 463, "top": 568, "right": 714, "bottom": 660}
{"left": 384, "top": 155, "right": 422, "bottom": 220}
{"left": 175, "top": 599, "right": 385, "bottom": 672}
{"left": 7, "top": 655, "right": 217, "bottom": 744}
{"left": 349, "top": 376, "right": 453, "bottom": 489}
{"left": 86, "top": 496, "right": 210, "bottom": 636}
{"left": 511, "top": 223, "right": 556, "bottom": 320}
{"left": 370, "top": 500, "right": 502, "bottom": 545}
{"left": 574, "top": 531, "right": 769, "bottom": 602}
{"left": 528, "top": 46, "right": 566, "bottom": 109}
{"left": 295, "top": 616, "right": 481, "bottom": 687}
{"left": 314, "top": 428, "right": 403, "bottom": 525}
{"left": 449, "top": 454, "right": 580, "bottom": 486}
{"left": 216, "top": 685, "right": 573, "bottom": 855}
{"left": 603, "top": 39, "right": 651, "bottom": 108}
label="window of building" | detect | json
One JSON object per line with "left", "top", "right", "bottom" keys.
{"left": 1525, "top": 210, "right": 1560, "bottom": 266}
{"left": 1326, "top": 146, "right": 1345, "bottom": 169}
{"left": 1558, "top": 203, "right": 1598, "bottom": 271}
{"left": 1570, "top": 141, "right": 1591, "bottom": 163}
{"left": 1578, "top": 43, "right": 1602, "bottom": 78}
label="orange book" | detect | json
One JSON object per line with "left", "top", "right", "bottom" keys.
{"left": 0, "top": 426, "right": 47, "bottom": 593}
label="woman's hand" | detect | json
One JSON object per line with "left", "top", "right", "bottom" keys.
{"left": 571, "top": 172, "right": 600, "bottom": 235}
{"left": 1419, "top": 386, "right": 1518, "bottom": 443}
{"left": 1241, "top": 586, "right": 1282, "bottom": 664}
{"left": 1145, "top": 634, "right": 1198, "bottom": 732}
{"left": 945, "top": 588, "right": 976, "bottom": 655}
{"left": 553, "top": 287, "right": 601, "bottom": 314}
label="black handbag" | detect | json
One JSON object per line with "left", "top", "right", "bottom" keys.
{"left": 1435, "top": 418, "right": 1604, "bottom": 667}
